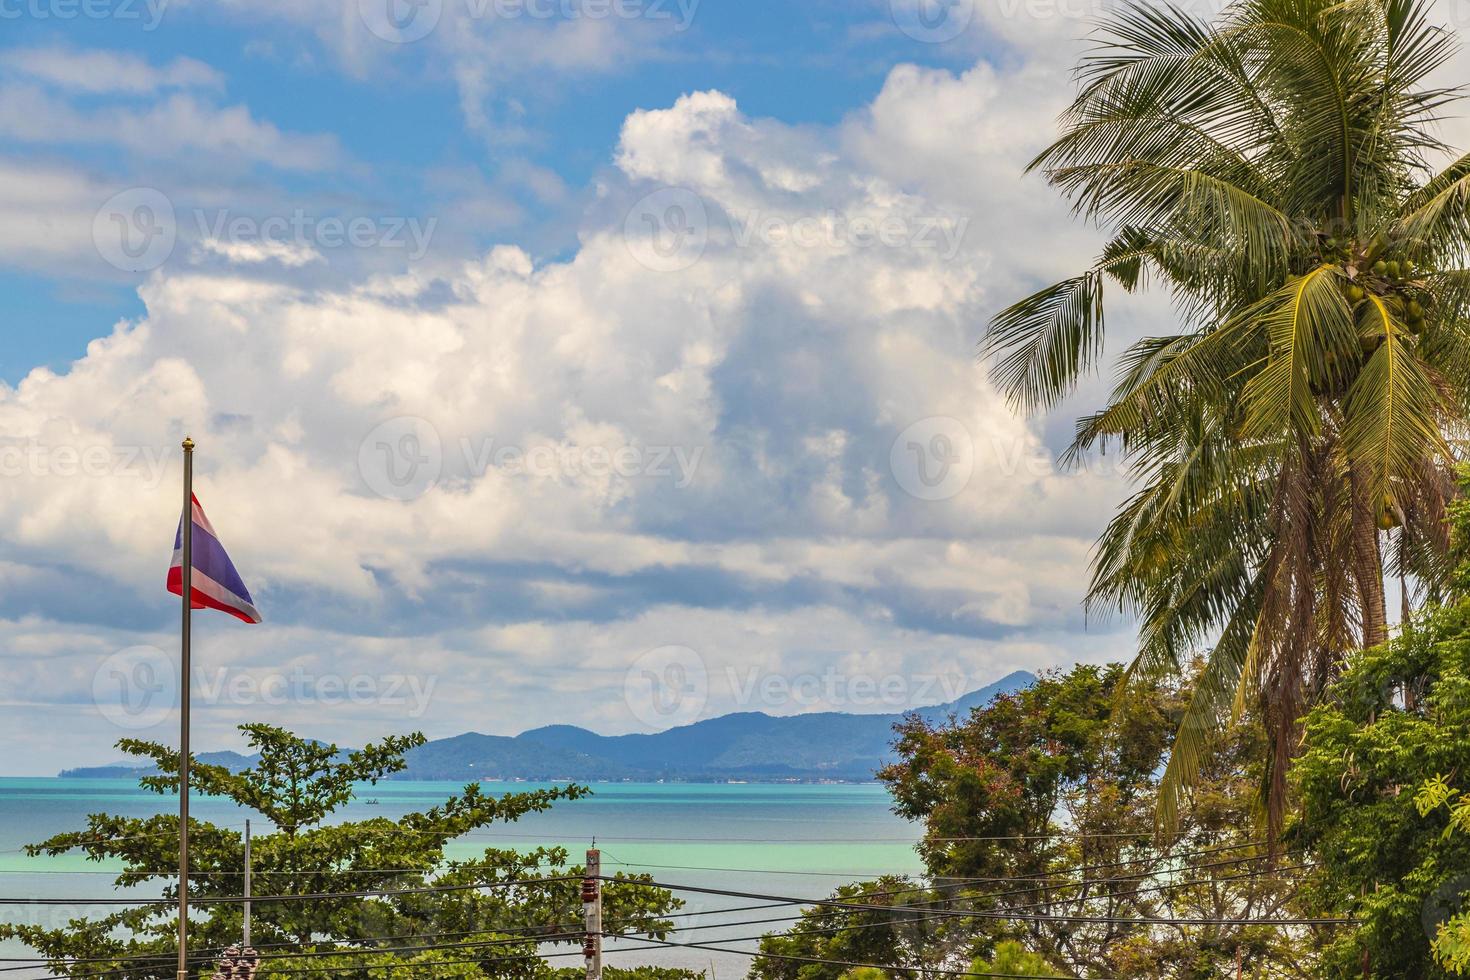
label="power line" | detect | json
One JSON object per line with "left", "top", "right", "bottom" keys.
{"left": 630, "top": 877, "right": 1356, "bottom": 927}
{"left": 601, "top": 845, "right": 1270, "bottom": 886}
{"left": 0, "top": 868, "right": 1286, "bottom": 966}
{"left": 602, "top": 863, "right": 1319, "bottom": 942}
{"left": 0, "top": 825, "right": 249, "bottom": 856}
{"left": 602, "top": 859, "right": 920, "bottom": 878}
{"left": 0, "top": 868, "right": 1339, "bottom": 978}
{"left": 612, "top": 933, "right": 1094, "bottom": 980}
{"left": 7, "top": 933, "right": 1090, "bottom": 980}
{"left": 0, "top": 931, "right": 580, "bottom": 973}
{"left": 17, "top": 941, "right": 615, "bottom": 980}
{"left": 0, "top": 846, "right": 1293, "bottom": 916}
{"left": 327, "top": 829, "right": 1176, "bottom": 843}
{"left": 596, "top": 842, "right": 1281, "bottom": 905}
{"left": 0, "top": 874, "right": 580, "bottom": 907}
{"left": 593, "top": 837, "right": 1271, "bottom": 890}
{"left": 1002, "top": 862, "right": 1318, "bottom": 915}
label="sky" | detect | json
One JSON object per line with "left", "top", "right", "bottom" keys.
{"left": 9, "top": 0, "right": 1468, "bottom": 775}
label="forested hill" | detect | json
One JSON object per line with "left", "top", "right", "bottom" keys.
{"left": 61, "top": 670, "right": 1035, "bottom": 782}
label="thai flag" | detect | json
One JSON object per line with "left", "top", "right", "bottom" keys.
{"left": 167, "top": 494, "right": 261, "bottom": 625}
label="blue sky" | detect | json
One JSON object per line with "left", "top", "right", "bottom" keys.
{"left": 2, "top": 0, "right": 1014, "bottom": 381}
{"left": 0, "top": 0, "right": 1168, "bottom": 773}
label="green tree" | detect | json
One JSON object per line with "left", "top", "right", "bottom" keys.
{"left": 1291, "top": 467, "right": 1470, "bottom": 977}
{"left": 752, "top": 666, "right": 1312, "bottom": 979}
{"left": 971, "top": 941, "right": 1068, "bottom": 977}
{"left": 984, "top": 0, "right": 1470, "bottom": 829}
{"left": 1413, "top": 776, "right": 1470, "bottom": 974}
{"left": 1292, "top": 603, "right": 1470, "bottom": 978}
{"left": 0, "top": 725, "right": 686, "bottom": 978}
{"left": 749, "top": 876, "right": 946, "bottom": 980}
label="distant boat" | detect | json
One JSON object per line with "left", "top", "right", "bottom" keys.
{"left": 364, "top": 799, "right": 380, "bottom": 805}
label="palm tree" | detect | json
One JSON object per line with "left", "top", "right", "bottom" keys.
{"left": 984, "top": 0, "right": 1470, "bottom": 832}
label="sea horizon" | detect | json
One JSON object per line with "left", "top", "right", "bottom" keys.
{"left": 0, "top": 778, "right": 925, "bottom": 978}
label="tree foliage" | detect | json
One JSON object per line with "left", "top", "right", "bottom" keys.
{"left": 985, "top": 0, "right": 1470, "bottom": 832}
{"left": 0, "top": 725, "right": 687, "bottom": 979}
{"left": 1293, "top": 467, "right": 1470, "bottom": 977}
{"left": 1414, "top": 777, "right": 1470, "bottom": 973}
{"left": 970, "top": 942, "right": 1068, "bottom": 978}
{"left": 751, "top": 666, "right": 1315, "bottom": 979}
{"left": 1292, "top": 602, "right": 1470, "bottom": 978}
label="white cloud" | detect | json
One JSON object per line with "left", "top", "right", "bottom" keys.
{"left": 193, "top": 237, "right": 324, "bottom": 267}
{"left": 0, "top": 60, "right": 1135, "bottom": 773}
{"left": 196, "top": 0, "right": 684, "bottom": 144}
{"left": 7, "top": 47, "right": 224, "bottom": 94}
{"left": 0, "top": 160, "right": 126, "bottom": 274}
{"left": 0, "top": 86, "right": 339, "bottom": 171}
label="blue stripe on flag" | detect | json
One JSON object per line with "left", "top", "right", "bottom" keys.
{"left": 187, "top": 521, "right": 254, "bottom": 604}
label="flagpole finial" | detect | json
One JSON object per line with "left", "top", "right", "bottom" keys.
{"left": 182, "top": 436, "right": 195, "bottom": 453}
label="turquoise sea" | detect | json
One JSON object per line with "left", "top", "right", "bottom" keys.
{"left": 0, "top": 779, "right": 925, "bottom": 978}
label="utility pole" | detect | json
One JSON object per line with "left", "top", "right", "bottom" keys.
{"left": 582, "top": 849, "right": 602, "bottom": 980}
{"left": 242, "top": 820, "right": 251, "bottom": 947}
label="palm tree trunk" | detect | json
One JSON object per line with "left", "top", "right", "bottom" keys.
{"left": 1350, "top": 465, "right": 1389, "bottom": 648}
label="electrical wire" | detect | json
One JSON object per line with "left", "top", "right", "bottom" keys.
{"left": 0, "top": 867, "right": 1341, "bottom": 979}
{"left": 0, "top": 874, "right": 579, "bottom": 907}
{"left": 628, "top": 877, "right": 1357, "bottom": 927}
{"left": 608, "top": 934, "right": 1097, "bottom": 980}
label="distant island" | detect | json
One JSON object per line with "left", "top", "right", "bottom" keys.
{"left": 62, "top": 670, "right": 1035, "bottom": 782}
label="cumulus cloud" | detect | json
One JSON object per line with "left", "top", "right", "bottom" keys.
{"left": 0, "top": 60, "right": 1136, "bottom": 772}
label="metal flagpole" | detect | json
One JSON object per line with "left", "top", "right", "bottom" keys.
{"left": 178, "top": 436, "right": 195, "bottom": 980}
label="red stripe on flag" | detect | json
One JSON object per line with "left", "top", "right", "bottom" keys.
{"left": 166, "top": 567, "right": 259, "bottom": 625}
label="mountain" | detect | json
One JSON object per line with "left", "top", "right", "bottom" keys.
{"left": 60, "top": 671, "right": 1036, "bottom": 782}
{"left": 58, "top": 750, "right": 258, "bottom": 780}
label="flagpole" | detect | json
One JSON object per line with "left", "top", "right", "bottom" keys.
{"left": 177, "top": 436, "right": 194, "bottom": 980}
